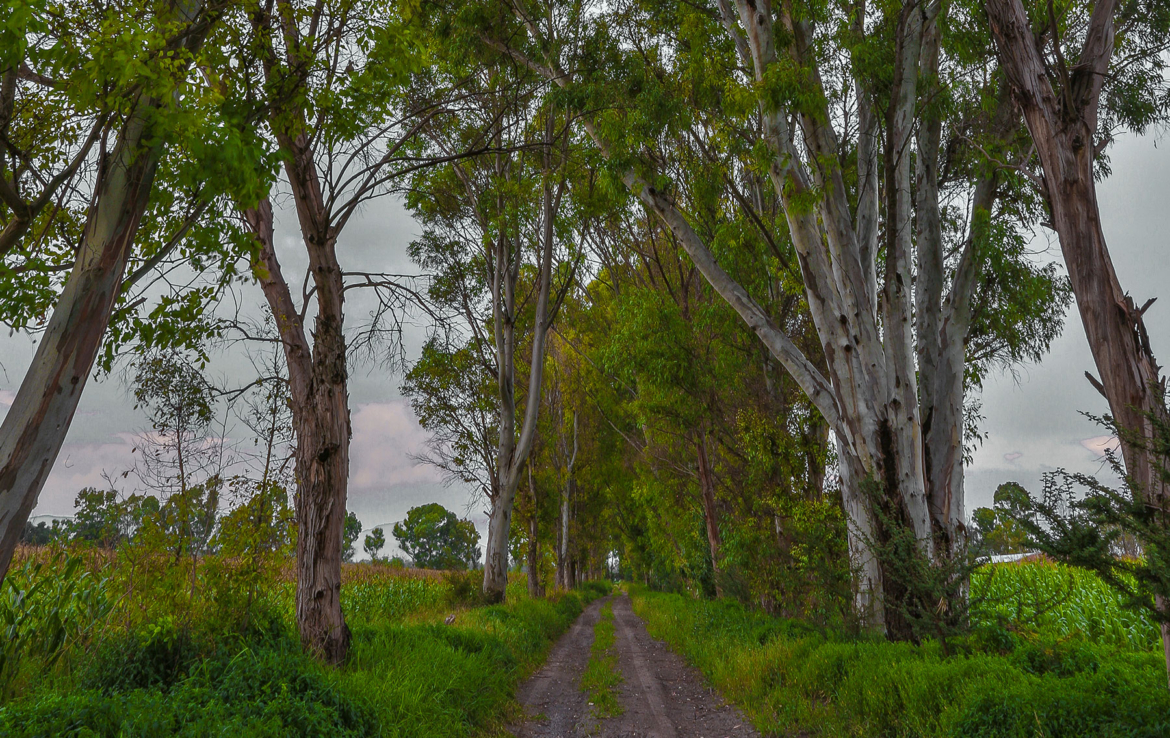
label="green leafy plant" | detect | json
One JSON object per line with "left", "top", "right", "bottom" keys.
{"left": 0, "top": 551, "right": 112, "bottom": 697}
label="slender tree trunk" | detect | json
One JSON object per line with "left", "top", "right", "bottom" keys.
{"left": 0, "top": 1, "right": 207, "bottom": 581}
{"left": 526, "top": 466, "right": 542, "bottom": 598}
{"left": 557, "top": 411, "right": 578, "bottom": 590}
{"left": 696, "top": 433, "right": 723, "bottom": 597}
{"left": 988, "top": 0, "right": 1170, "bottom": 681}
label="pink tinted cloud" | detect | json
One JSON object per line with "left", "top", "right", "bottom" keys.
{"left": 1003, "top": 452, "right": 1023, "bottom": 463}
{"left": 1080, "top": 435, "right": 1120, "bottom": 456}
{"left": 349, "top": 401, "right": 441, "bottom": 492}
{"left": 32, "top": 433, "right": 140, "bottom": 516}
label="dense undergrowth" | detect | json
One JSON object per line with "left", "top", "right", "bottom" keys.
{"left": 0, "top": 546, "right": 611, "bottom": 737}
{"left": 630, "top": 561, "right": 1170, "bottom": 738}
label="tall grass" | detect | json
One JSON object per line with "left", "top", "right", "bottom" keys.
{"left": 0, "top": 545, "right": 604, "bottom": 737}
{"left": 971, "top": 560, "right": 1160, "bottom": 651}
{"left": 630, "top": 583, "right": 1170, "bottom": 738}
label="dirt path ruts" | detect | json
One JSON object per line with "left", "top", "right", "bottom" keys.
{"left": 510, "top": 593, "right": 759, "bottom": 738}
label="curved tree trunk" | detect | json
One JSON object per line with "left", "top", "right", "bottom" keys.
{"left": 987, "top": 0, "right": 1170, "bottom": 682}
{"left": 0, "top": 1, "right": 207, "bottom": 582}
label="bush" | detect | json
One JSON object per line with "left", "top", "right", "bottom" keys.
{"left": 1, "top": 643, "right": 378, "bottom": 737}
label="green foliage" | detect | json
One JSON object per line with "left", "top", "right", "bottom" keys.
{"left": 971, "top": 561, "right": 1162, "bottom": 652}
{"left": 3, "top": 641, "right": 379, "bottom": 738}
{"left": 342, "top": 574, "right": 448, "bottom": 625}
{"left": 363, "top": 528, "right": 386, "bottom": 561}
{"left": 19, "top": 520, "right": 68, "bottom": 546}
{"left": 629, "top": 586, "right": 1170, "bottom": 738}
{"left": 343, "top": 512, "right": 362, "bottom": 563}
{"left": 998, "top": 409, "right": 1170, "bottom": 637}
{"left": 971, "top": 482, "right": 1031, "bottom": 555}
{"left": 392, "top": 504, "right": 481, "bottom": 570}
{"left": 580, "top": 599, "right": 623, "bottom": 718}
{"left": 0, "top": 552, "right": 112, "bottom": 698}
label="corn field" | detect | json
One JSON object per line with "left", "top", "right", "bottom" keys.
{"left": 971, "top": 560, "right": 1160, "bottom": 651}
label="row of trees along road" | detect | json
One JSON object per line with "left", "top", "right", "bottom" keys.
{"left": 1, "top": 0, "right": 1168, "bottom": 674}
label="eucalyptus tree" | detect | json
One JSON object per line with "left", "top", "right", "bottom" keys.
{"left": 470, "top": 0, "right": 1069, "bottom": 634}
{"left": 404, "top": 52, "right": 582, "bottom": 601}
{"left": 0, "top": 0, "right": 268, "bottom": 583}
{"left": 985, "top": 0, "right": 1170, "bottom": 680}
{"left": 229, "top": 0, "right": 467, "bottom": 660}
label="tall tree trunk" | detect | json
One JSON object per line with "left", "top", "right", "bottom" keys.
{"left": 557, "top": 411, "right": 578, "bottom": 590}
{"left": 696, "top": 432, "right": 723, "bottom": 597}
{"left": 987, "top": 0, "right": 1170, "bottom": 681}
{"left": 244, "top": 193, "right": 351, "bottom": 664}
{"left": 482, "top": 169, "right": 559, "bottom": 603}
{"left": 526, "top": 466, "right": 542, "bottom": 598}
{"left": 0, "top": 1, "right": 207, "bottom": 581}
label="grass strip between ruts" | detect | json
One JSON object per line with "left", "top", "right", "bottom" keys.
{"left": 580, "top": 598, "right": 624, "bottom": 719}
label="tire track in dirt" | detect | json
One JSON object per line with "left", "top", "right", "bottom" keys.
{"left": 510, "top": 593, "right": 758, "bottom": 738}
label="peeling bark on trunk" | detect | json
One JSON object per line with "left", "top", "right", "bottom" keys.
{"left": 696, "top": 432, "right": 723, "bottom": 597}
{"left": 987, "top": 0, "right": 1170, "bottom": 682}
{"left": 0, "top": 1, "right": 207, "bottom": 582}
{"left": 244, "top": 161, "right": 351, "bottom": 665}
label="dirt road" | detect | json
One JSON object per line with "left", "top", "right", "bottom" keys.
{"left": 511, "top": 593, "right": 759, "bottom": 738}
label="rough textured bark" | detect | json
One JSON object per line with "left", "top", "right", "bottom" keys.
{"left": 245, "top": 167, "right": 351, "bottom": 665}
{"left": 0, "top": 1, "right": 207, "bottom": 583}
{"left": 987, "top": 0, "right": 1170, "bottom": 681}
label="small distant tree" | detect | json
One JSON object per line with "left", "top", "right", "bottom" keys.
{"left": 972, "top": 483, "right": 1032, "bottom": 556}
{"left": 131, "top": 350, "right": 224, "bottom": 560}
{"left": 393, "top": 503, "right": 481, "bottom": 570}
{"left": 69, "top": 488, "right": 123, "bottom": 547}
{"left": 364, "top": 528, "right": 386, "bottom": 561}
{"left": 343, "top": 512, "right": 362, "bottom": 563}
{"left": 20, "top": 519, "right": 68, "bottom": 546}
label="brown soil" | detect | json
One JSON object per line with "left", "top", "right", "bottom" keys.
{"left": 511, "top": 592, "right": 760, "bottom": 738}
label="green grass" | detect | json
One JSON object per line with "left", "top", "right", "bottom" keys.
{"left": 580, "top": 598, "right": 623, "bottom": 719}
{"left": 971, "top": 560, "right": 1161, "bottom": 651}
{"left": 0, "top": 556, "right": 605, "bottom": 738}
{"left": 629, "top": 584, "right": 1170, "bottom": 738}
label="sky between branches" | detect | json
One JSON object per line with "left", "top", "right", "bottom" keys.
{"left": 1, "top": 131, "right": 1168, "bottom": 561}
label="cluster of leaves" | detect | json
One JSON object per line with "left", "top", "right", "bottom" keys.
{"left": 392, "top": 503, "right": 481, "bottom": 570}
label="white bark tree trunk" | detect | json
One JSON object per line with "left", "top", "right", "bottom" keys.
{"left": 0, "top": 0, "right": 208, "bottom": 582}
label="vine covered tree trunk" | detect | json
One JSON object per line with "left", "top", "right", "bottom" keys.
{"left": 0, "top": 1, "right": 207, "bottom": 582}
{"left": 987, "top": 0, "right": 1170, "bottom": 680}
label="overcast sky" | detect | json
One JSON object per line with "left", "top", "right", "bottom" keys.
{"left": 1, "top": 131, "right": 1168, "bottom": 560}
